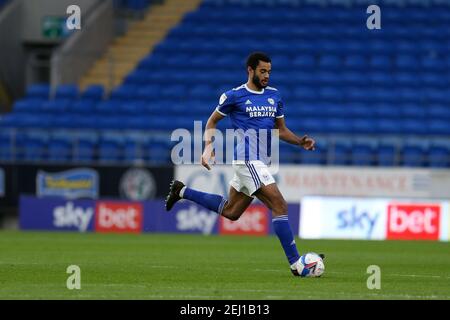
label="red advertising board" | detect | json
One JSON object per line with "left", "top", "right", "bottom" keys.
{"left": 219, "top": 204, "right": 269, "bottom": 236}
{"left": 95, "top": 201, "right": 143, "bottom": 233}
{"left": 387, "top": 203, "right": 440, "bottom": 240}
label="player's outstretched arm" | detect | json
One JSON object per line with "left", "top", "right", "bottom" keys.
{"left": 201, "top": 111, "right": 225, "bottom": 170}
{"left": 275, "top": 117, "right": 315, "bottom": 151}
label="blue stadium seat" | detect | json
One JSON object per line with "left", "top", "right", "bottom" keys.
{"left": 25, "top": 84, "right": 50, "bottom": 99}
{"left": 13, "top": 99, "right": 44, "bottom": 114}
{"left": 279, "top": 144, "right": 299, "bottom": 164}
{"left": 395, "top": 55, "right": 419, "bottom": 70}
{"left": 47, "top": 135, "right": 73, "bottom": 163}
{"left": 41, "top": 100, "right": 71, "bottom": 113}
{"left": 0, "top": 130, "right": 13, "bottom": 161}
{"left": 124, "top": 138, "right": 146, "bottom": 163}
{"left": 428, "top": 145, "right": 450, "bottom": 168}
{"left": 376, "top": 144, "right": 398, "bottom": 166}
{"left": 326, "top": 118, "right": 352, "bottom": 134}
{"left": 293, "top": 87, "right": 318, "bottom": 101}
{"left": 125, "top": 70, "right": 150, "bottom": 85}
{"left": 118, "top": 101, "right": 145, "bottom": 114}
{"left": 401, "top": 119, "right": 427, "bottom": 135}
{"left": 98, "top": 136, "right": 123, "bottom": 163}
{"left": 351, "top": 119, "right": 377, "bottom": 134}
{"left": 376, "top": 119, "right": 402, "bottom": 134}
{"left": 351, "top": 143, "right": 374, "bottom": 166}
{"left": 292, "top": 54, "right": 316, "bottom": 69}
{"left": 427, "top": 120, "right": 450, "bottom": 135}
{"left": 146, "top": 140, "right": 171, "bottom": 164}
{"left": 373, "top": 103, "right": 401, "bottom": 119}
{"left": 402, "top": 145, "right": 426, "bottom": 167}
{"left": 81, "top": 85, "right": 104, "bottom": 101}
{"left": 343, "top": 55, "right": 366, "bottom": 69}
{"left": 109, "top": 85, "right": 138, "bottom": 101}
{"left": 428, "top": 104, "right": 450, "bottom": 120}
{"left": 299, "top": 142, "right": 326, "bottom": 165}
{"left": 318, "top": 54, "right": 342, "bottom": 69}
{"left": 329, "top": 143, "right": 350, "bottom": 165}
{"left": 136, "top": 85, "right": 161, "bottom": 100}
{"left": 95, "top": 100, "right": 121, "bottom": 114}
{"left": 369, "top": 55, "right": 392, "bottom": 69}
{"left": 73, "top": 134, "right": 98, "bottom": 163}
{"left": 23, "top": 133, "right": 48, "bottom": 162}
{"left": 70, "top": 99, "right": 96, "bottom": 114}
{"left": 54, "top": 84, "right": 79, "bottom": 100}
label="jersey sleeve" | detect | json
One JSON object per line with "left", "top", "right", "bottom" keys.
{"left": 215, "top": 91, "right": 235, "bottom": 116}
{"left": 276, "top": 93, "right": 285, "bottom": 118}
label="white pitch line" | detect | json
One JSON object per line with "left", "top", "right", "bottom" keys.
{"left": 254, "top": 269, "right": 450, "bottom": 279}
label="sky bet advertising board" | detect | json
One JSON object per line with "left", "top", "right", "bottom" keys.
{"left": 299, "top": 196, "right": 449, "bottom": 241}
{"left": 19, "top": 196, "right": 300, "bottom": 236}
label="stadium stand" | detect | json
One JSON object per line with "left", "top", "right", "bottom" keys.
{"left": 0, "top": 0, "right": 449, "bottom": 167}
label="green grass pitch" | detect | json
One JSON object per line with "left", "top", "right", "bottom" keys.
{"left": 0, "top": 231, "right": 449, "bottom": 300}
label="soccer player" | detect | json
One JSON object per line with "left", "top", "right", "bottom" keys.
{"left": 165, "top": 52, "right": 322, "bottom": 277}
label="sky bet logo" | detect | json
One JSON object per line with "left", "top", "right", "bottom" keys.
{"left": 387, "top": 204, "right": 440, "bottom": 240}
{"left": 337, "top": 205, "right": 379, "bottom": 239}
{"left": 53, "top": 202, "right": 94, "bottom": 232}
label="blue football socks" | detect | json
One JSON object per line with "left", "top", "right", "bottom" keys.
{"left": 272, "top": 215, "right": 300, "bottom": 265}
{"left": 181, "top": 187, "right": 227, "bottom": 214}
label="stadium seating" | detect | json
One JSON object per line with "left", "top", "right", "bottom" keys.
{"left": 0, "top": 0, "right": 449, "bottom": 167}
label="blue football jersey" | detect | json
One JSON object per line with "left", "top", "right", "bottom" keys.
{"left": 215, "top": 83, "right": 284, "bottom": 164}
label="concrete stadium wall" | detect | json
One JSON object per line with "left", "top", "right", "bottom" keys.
{"left": 21, "top": 0, "right": 99, "bottom": 43}
{"left": 0, "top": 1, "right": 26, "bottom": 104}
{"left": 50, "top": 0, "right": 114, "bottom": 87}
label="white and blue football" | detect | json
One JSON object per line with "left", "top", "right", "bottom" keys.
{"left": 295, "top": 252, "right": 325, "bottom": 277}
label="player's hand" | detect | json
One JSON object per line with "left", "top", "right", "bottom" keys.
{"left": 299, "top": 135, "right": 315, "bottom": 151}
{"left": 201, "top": 146, "right": 215, "bottom": 170}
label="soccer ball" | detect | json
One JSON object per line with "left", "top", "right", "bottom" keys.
{"left": 295, "top": 252, "right": 325, "bottom": 278}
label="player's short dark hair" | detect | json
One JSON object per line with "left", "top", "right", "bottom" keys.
{"left": 246, "top": 52, "right": 271, "bottom": 70}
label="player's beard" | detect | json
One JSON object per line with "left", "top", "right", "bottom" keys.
{"left": 252, "top": 74, "right": 267, "bottom": 89}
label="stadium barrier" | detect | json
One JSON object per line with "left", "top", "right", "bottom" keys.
{"left": 175, "top": 165, "right": 450, "bottom": 201}
{"left": 19, "top": 194, "right": 449, "bottom": 241}
{"left": 19, "top": 195, "right": 300, "bottom": 236}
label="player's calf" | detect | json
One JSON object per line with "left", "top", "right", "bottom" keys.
{"left": 221, "top": 202, "right": 245, "bottom": 221}
{"left": 270, "top": 199, "right": 288, "bottom": 217}
{"left": 165, "top": 180, "right": 227, "bottom": 214}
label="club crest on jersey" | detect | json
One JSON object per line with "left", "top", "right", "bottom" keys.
{"left": 268, "top": 98, "right": 275, "bottom": 105}
{"left": 219, "top": 93, "right": 227, "bottom": 105}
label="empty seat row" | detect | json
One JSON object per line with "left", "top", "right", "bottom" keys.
{"left": 1, "top": 135, "right": 448, "bottom": 167}
{"left": 26, "top": 84, "right": 104, "bottom": 100}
